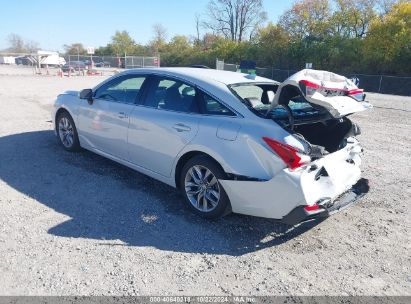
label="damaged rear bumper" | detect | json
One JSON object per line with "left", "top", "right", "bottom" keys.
{"left": 219, "top": 140, "right": 367, "bottom": 223}
{"left": 281, "top": 178, "right": 370, "bottom": 226}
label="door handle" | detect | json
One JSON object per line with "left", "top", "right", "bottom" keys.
{"left": 172, "top": 123, "right": 191, "bottom": 132}
{"left": 118, "top": 112, "right": 128, "bottom": 119}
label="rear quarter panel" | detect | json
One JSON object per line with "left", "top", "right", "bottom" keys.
{"left": 175, "top": 114, "right": 304, "bottom": 181}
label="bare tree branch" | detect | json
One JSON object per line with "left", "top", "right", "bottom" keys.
{"left": 204, "top": 0, "right": 266, "bottom": 42}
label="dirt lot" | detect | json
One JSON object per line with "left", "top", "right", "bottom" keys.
{"left": 0, "top": 65, "right": 410, "bottom": 296}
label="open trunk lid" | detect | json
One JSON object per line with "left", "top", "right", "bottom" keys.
{"left": 271, "top": 69, "right": 372, "bottom": 118}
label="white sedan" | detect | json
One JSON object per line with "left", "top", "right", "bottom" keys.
{"left": 52, "top": 68, "right": 371, "bottom": 225}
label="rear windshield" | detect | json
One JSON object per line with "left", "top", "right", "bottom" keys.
{"left": 229, "top": 83, "right": 325, "bottom": 123}
{"left": 230, "top": 83, "right": 277, "bottom": 112}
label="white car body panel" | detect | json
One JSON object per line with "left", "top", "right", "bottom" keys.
{"left": 220, "top": 139, "right": 363, "bottom": 218}
{"left": 127, "top": 105, "right": 200, "bottom": 177}
{"left": 272, "top": 69, "right": 373, "bottom": 118}
{"left": 77, "top": 98, "right": 134, "bottom": 160}
{"left": 52, "top": 68, "right": 370, "bottom": 223}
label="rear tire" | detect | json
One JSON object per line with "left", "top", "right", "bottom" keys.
{"left": 56, "top": 111, "right": 81, "bottom": 152}
{"left": 180, "top": 155, "right": 231, "bottom": 219}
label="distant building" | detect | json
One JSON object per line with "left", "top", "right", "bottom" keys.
{"left": 0, "top": 56, "right": 16, "bottom": 64}
{"left": 36, "top": 51, "right": 66, "bottom": 66}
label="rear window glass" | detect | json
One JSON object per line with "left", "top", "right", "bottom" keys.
{"left": 230, "top": 83, "right": 278, "bottom": 111}
{"left": 230, "top": 83, "right": 324, "bottom": 122}
{"left": 231, "top": 85, "right": 264, "bottom": 100}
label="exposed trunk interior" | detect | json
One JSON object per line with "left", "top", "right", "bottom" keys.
{"left": 292, "top": 117, "right": 359, "bottom": 154}
{"left": 269, "top": 86, "right": 360, "bottom": 156}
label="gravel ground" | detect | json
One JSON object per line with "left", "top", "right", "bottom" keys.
{"left": 0, "top": 66, "right": 410, "bottom": 296}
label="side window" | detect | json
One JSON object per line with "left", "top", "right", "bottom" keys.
{"left": 94, "top": 76, "right": 146, "bottom": 104}
{"left": 200, "top": 92, "right": 236, "bottom": 116}
{"left": 145, "top": 77, "right": 199, "bottom": 113}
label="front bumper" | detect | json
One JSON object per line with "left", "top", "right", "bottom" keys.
{"left": 281, "top": 178, "right": 370, "bottom": 226}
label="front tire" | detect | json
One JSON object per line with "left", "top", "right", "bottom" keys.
{"left": 180, "top": 155, "right": 231, "bottom": 219}
{"left": 56, "top": 111, "right": 80, "bottom": 152}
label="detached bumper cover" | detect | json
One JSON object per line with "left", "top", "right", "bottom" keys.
{"left": 281, "top": 178, "right": 370, "bottom": 226}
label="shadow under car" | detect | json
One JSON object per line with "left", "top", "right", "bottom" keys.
{"left": 0, "top": 130, "right": 323, "bottom": 256}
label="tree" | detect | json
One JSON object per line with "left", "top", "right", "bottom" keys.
{"left": 332, "top": 0, "right": 378, "bottom": 38}
{"left": 152, "top": 24, "right": 168, "bottom": 44}
{"left": 204, "top": 0, "right": 267, "bottom": 42}
{"left": 257, "top": 23, "right": 290, "bottom": 67}
{"left": 161, "top": 35, "right": 193, "bottom": 66}
{"left": 95, "top": 44, "right": 115, "bottom": 56}
{"left": 201, "top": 33, "right": 222, "bottom": 50}
{"left": 378, "top": 0, "right": 398, "bottom": 14}
{"left": 7, "top": 33, "right": 39, "bottom": 53}
{"left": 195, "top": 14, "right": 202, "bottom": 45}
{"left": 168, "top": 36, "right": 191, "bottom": 51}
{"left": 363, "top": 1, "right": 411, "bottom": 73}
{"left": 150, "top": 23, "right": 168, "bottom": 54}
{"left": 63, "top": 43, "right": 87, "bottom": 56}
{"left": 26, "top": 0, "right": 408, "bottom": 75}
{"left": 279, "top": 0, "right": 332, "bottom": 41}
{"left": 111, "top": 30, "right": 136, "bottom": 55}
{"left": 25, "top": 40, "right": 40, "bottom": 53}
{"left": 7, "top": 34, "right": 25, "bottom": 53}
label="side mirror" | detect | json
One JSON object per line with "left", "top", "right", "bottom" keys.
{"left": 79, "top": 89, "right": 93, "bottom": 105}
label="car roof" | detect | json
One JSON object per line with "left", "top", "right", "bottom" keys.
{"left": 123, "top": 67, "right": 279, "bottom": 86}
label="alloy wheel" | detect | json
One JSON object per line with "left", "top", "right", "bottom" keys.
{"left": 58, "top": 117, "right": 74, "bottom": 148}
{"left": 184, "top": 165, "right": 220, "bottom": 212}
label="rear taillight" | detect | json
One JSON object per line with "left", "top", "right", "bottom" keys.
{"left": 299, "top": 80, "right": 320, "bottom": 97}
{"left": 348, "top": 89, "right": 364, "bottom": 95}
{"left": 300, "top": 80, "right": 365, "bottom": 99}
{"left": 304, "top": 204, "right": 320, "bottom": 212}
{"left": 347, "top": 88, "right": 365, "bottom": 101}
{"left": 262, "top": 137, "right": 311, "bottom": 170}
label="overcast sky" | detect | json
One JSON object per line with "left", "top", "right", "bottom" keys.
{"left": 0, "top": 0, "right": 293, "bottom": 51}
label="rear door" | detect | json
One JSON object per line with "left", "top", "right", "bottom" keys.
{"left": 127, "top": 76, "right": 200, "bottom": 177}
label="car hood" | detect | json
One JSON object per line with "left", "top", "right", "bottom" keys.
{"left": 271, "top": 69, "right": 372, "bottom": 118}
{"left": 59, "top": 90, "right": 79, "bottom": 97}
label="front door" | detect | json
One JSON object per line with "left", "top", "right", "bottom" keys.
{"left": 77, "top": 74, "right": 148, "bottom": 160}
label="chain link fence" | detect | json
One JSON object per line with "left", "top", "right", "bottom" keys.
{"left": 0, "top": 53, "right": 160, "bottom": 69}
{"left": 66, "top": 55, "right": 160, "bottom": 69}
{"left": 216, "top": 59, "right": 411, "bottom": 96}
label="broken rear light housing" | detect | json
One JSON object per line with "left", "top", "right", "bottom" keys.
{"left": 262, "top": 137, "right": 311, "bottom": 170}
{"left": 304, "top": 204, "right": 320, "bottom": 212}
{"left": 299, "top": 80, "right": 364, "bottom": 99}
{"left": 299, "top": 80, "right": 320, "bottom": 97}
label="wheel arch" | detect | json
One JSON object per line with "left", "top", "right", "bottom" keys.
{"left": 54, "top": 106, "right": 76, "bottom": 131}
{"left": 174, "top": 150, "right": 228, "bottom": 189}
